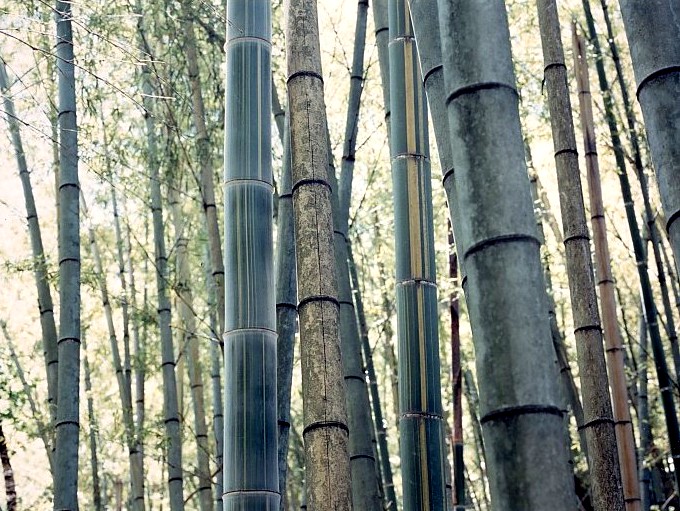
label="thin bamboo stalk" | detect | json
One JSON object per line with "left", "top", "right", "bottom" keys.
{"left": 573, "top": 25, "right": 641, "bottom": 510}
{"left": 637, "top": 312, "right": 652, "bottom": 511}
{"left": 54, "top": 0, "right": 81, "bottom": 506}
{"left": 537, "top": 3, "right": 624, "bottom": 507}
{"left": 223, "top": 1, "right": 279, "bottom": 508}
{"left": 462, "top": 370, "right": 489, "bottom": 511}
{"left": 82, "top": 332, "right": 103, "bottom": 511}
{"left": 581, "top": 0, "right": 680, "bottom": 493}
{"left": 0, "top": 421, "right": 16, "bottom": 511}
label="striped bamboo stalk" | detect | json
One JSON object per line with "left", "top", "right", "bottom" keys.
{"left": 536, "top": 2, "right": 624, "bottom": 508}
{"left": 388, "top": 1, "right": 447, "bottom": 508}
{"left": 573, "top": 24, "right": 640, "bottom": 511}
{"left": 286, "top": 0, "right": 353, "bottom": 508}
{"left": 581, "top": 0, "right": 680, "bottom": 493}
{"left": 223, "top": 1, "right": 279, "bottom": 509}
{"left": 438, "top": 1, "right": 576, "bottom": 508}
{"left": 54, "top": 0, "right": 81, "bottom": 508}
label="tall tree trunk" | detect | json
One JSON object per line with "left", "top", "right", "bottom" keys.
{"left": 223, "top": 1, "right": 279, "bottom": 508}
{"left": 582, "top": 0, "right": 680, "bottom": 493}
{"left": 276, "top": 114, "right": 299, "bottom": 510}
{"left": 286, "top": 0, "right": 353, "bottom": 508}
{"left": 0, "top": 58, "right": 59, "bottom": 432}
{"left": 180, "top": 0, "right": 225, "bottom": 338}
{"left": 438, "top": 1, "right": 576, "bottom": 508}
{"left": 54, "top": 0, "right": 81, "bottom": 508}
{"left": 537, "top": 3, "right": 624, "bottom": 508}
{"left": 136, "top": 5, "right": 184, "bottom": 507}
{"left": 0, "top": 422, "right": 17, "bottom": 511}
{"left": 347, "top": 246, "right": 398, "bottom": 511}
{"left": 617, "top": 0, "right": 680, "bottom": 276}
{"left": 573, "top": 25, "right": 641, "bottom": 511}
{"left": 388, "top": 2, "right": 447, "bottom": 508}
{"left": 82, "top": 333, "right": 103, "bottom": 511}
{"left": 169, "top": 187, "right": 213, "bottom": 511}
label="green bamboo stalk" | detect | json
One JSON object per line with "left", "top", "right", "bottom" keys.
{"left": 617, "top": 0, "right": 680, "bottom": 276}
{"left": 0, "top": 58, "right": 59, "bottom": 431}
{"left": 275, "top": 114, "right": 298, "bottom": 511}
{"left": 54, "top": 0, "right": 81, "bottom": 507}
{"left": 573, "top": 24, "right": 642, "bottom": 510}
{"left": 372, "top": 0, "right": 391, "bottom": 139}
{"left": 135, "top": 4, "right": 184, "bottom": 507}
{"left": 637, "top": 312, "right": 651, "bottom": 511}
{"left": 223, "top": 1, "right": 279, "bottom": 508}
{"left": 388, "top": 1, "right": 446, "bottom": 508}
{"left": 348, "top": 246, "right": 398, "bottom": 511}
{"left": 169, "top": 187, "right": 213, "bottom": 511}
{"left": 286, "top": 0, "right": 352, "bottom": 508}
{"left": 438, "top": 1, "right": 576, "bottom": 508}
{"left": 180, "top": 0, "right": 226, "bottom": 339}
{"left": 82, "top": 332, "right": 103, "bottom": 511}
{"left": 582, "top": 0, "right": 680, "bottom": 493}
{"left": 537, "top": 2, "right": 624, "bottom": 508}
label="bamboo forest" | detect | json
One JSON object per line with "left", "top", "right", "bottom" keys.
{"left": 3, "top": 0, "right": 680, "bottom": 509}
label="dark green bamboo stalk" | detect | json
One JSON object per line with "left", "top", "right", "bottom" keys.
{"left": 276, "top": 114, "right": 299, "bottom": 510}
{"left": 637, "top": 313, "right": 651, "bottom": 511}
{"left": 616, "top": 0, "right": 680, "bottom": 275}
{"left": 0, "top": 59, "right": 59, "bottom": 431}
{"left": 223, "top": 1, "right": 279, "bottom": 508}
{"left": 82, "top": 332, "right": 103, "bottom": 511}
{"left": 536, "top": 2, "right": 624, "bottom": 508}
{"left": 388, "top": 2, "right": 446, "bottom": 508}
{"left": 286, "top": 0, "right": 352, "bottom": 508}
{"left": 572, "top": 25, "right": 640, "bottom": 510}
{"left": 54, "top": 0, "right": 81, "bottom": 507}
{"left": 348, "top": 246, "right": 398, "bottom": 511}
{"left": 135, "top": 4, "right": 184, "bottom": 507}
{"left": 372, "top": 0, "right": 391, "bottom": 138}
{"left": 438, "top": 1, "right": 575, "bottom": 508}
{"left": 582, "top": 0, "right": 680, "bottom": 492}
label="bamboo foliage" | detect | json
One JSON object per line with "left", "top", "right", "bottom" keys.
{"left": 536, "top": 2, "right": 624, "bottom": 508}
{"left": 573, "top": 25, "right": 640, "bottom": 511}
{"left": 223, "top": 1, "right": 279, "bottom": 508}
{"left": 388, "top": 1, "right": 447, "bottom": 508}
{"left": 286, "top": 0, "right": 353, "bottom": 508}
{"left": 437, "top": 1, "right": 575, "bottom": 508}
{"left": 54, "top": 0, "right": 81, "bottom": 508}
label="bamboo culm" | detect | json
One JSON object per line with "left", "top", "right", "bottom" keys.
{"left": 582, "top": 0, "right": 680, "bottom": 493}
{"left": 573, "top": 24, "right": 641, "bottom": 510}
{"left": 54, "top": 0, "right": 81, "bottom": 508}
{"left": 286, "top": 0, "right": 353, "bottom": 507}
{"left": 438, "top": 1, "right": 576, "bottom": 508}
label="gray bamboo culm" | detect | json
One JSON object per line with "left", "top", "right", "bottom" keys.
{"left": 437, "top": 1, "right": 576, "bottom": 508}
{"left": 136, "top": 4, "right": 184, "bottom": 508}
{"left": 276, "top": 113, "right": 299, "bottom": 510}
{"left": 223, "top": 1, "right": 280, "bottom": 509}
{"left": 536, "top": 2, "right": 624, "bottom": 509}
{"left": 54, "top": 0, "right": 81, "bottom": 508}
{"left": 82, "top": 334, "right": 103, "bottom": 511}
{"left": 388, "top": 1, "right": 447, "bottom": 508}
{"left": 0, "top": 60, "right": 59, "bottom": 437}
{"left": 286, "top": 0, "right": 353, "bottom": 508}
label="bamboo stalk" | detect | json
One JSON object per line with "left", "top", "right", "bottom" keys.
{"left": 223, "top": 1, "right": 279, "bottom": 508}
{"left": 82, "top": 332, "right": 103, "bottom": 511}
{"left": 0, "top": 421, "right": 17, "bottom": 511}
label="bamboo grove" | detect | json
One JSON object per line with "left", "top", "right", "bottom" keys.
{"left": 2, "top": 0, "right": 680, "bottom": 510}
